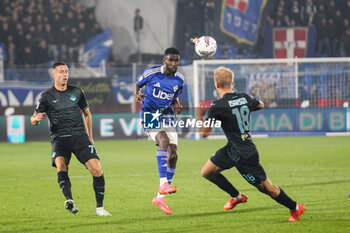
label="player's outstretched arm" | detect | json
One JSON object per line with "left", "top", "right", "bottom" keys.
{"left": 252, "top": 100, "right": 264, "bottom": 112}
{"left": 31, "top": 112, "right": 46, "bottom": 125}
{"left": 134, "top": 83, "right": 147, "bottom": 103}
{"left": 196, "top": 103, "right": 212, "bottom": 138}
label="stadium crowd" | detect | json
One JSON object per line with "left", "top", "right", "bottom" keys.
{"left": 268, "top": 0, "right": 350, "bottom": 57}
{"left": 2, "top": 0, "right": 350, "bottom": 66}
{"left": 177, "top": 0, "right": 350, "bottom": 60}
{"left": 0, "top": 0, "right": 102, "bottom": 67}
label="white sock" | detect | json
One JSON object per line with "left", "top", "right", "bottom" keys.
{"left": 294, "top": 203, "right": 299, "bottom": 211}
{"left": 157, "top": 193, "right": 165, "bottom": 198}
{"left": 233, "top": 193, "right": 242, "bottom": 200}
{"left": 160, "top": 177, "right": 168, "bottom": 186}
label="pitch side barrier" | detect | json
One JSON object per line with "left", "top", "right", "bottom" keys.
{"left": 0, "top": 108, "right": 349, "bottom": 142}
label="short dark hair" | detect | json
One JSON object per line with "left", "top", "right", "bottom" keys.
{"left": 52, "top": 61, "right": 67, "bottom": 69}
{"left": 164, "top": 47, "right": 180, "bottom": 56}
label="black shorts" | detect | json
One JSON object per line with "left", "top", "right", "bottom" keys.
{"left": 51, "top": 135, "right": 99, "bottom": 167}
{"left": 210, "top": 146, "right": 267, "bottom": 185}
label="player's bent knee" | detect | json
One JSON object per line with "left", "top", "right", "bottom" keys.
{"left": 86, "top": 159, "right": 103, "bottom": 177}
{"left": 158, "top": 139, "right": 170, "bottom": 149}
{"left": 168, "top": 152, "right": 178, "bottom": 164}
{"left": 201, "top": 170, "right": 209, "bottom": 179}
{"left": 55, "top": 157, "right": 68, "bottom": 171}
{"left": 255, "top": 183, "right": 269, "bottom": 194}
{"left": 201, "top": 169, "right": 215, "bottom": 180}
{"left": 89, "top": 167, "right": 103, "bottom": 177}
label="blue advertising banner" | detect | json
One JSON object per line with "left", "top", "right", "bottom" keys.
{"left": 0, "top": 108, "right": 348, "bottom": 142}
{"left": 0, "top": 82, "right": 51, "bottom": 107}
{"left": 220, "top": 0, "right": 268, "bottom": 45}
{"left": 251, "top": 108, "right": 347, "bottom": 133}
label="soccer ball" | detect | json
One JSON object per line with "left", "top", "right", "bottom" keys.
{"left": 195, "top": 36, "right": 217, "bottom": 58}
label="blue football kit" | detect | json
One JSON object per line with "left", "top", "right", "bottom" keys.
{"left": 137, "top": 65, "right": 185, "bottom": 123}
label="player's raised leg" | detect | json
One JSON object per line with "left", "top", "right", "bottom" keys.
{"left": 155, "top": 132, "right": 177, "bottom": 195}
{"left": 152, "top": 132, "right": 176, "bottom": 214}
{"left": 254, "top": 178, "right": 305, "bottom": 221}
{"left": 85, "top": 158, "right": 111, "bottom": 216}
{"left": 55, "top": 156, "right": 79, "bottom": 214}
{"left": 166, "top": 144, "right": 178, "bottom": 185}
{"left": 201, "top": 159, "right": 247, "bottom": 210}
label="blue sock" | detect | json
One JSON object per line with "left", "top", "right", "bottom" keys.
{"left": 156, "top": 150, "right": 168, "bottom": 178}
{"left": 167, "top": 166, "right": 176, "bottom": 185}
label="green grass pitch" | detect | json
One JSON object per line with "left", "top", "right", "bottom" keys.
{"left": 1, "top": 136, "right": 350, "bottom": 233}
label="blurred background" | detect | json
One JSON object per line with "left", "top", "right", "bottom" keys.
{"left": 0, "top": 0, "right": 349, "bottom": 142}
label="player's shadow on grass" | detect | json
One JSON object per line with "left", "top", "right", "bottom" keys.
{"left": 236, "top": 179, "right": 350, "bottom": 194}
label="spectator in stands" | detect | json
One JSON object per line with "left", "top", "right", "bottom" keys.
{"left": 58, "top": 26, "right": 69, "bottom": 61}
{"left": 267, "top": 16, "right": 275, "bottom": 27}
{"left": 275, "top": 9, "right": 288, "bottom": 27}
{"left": 7, "top": 37, "right": 16, "bottom": 66}
{"left": 0, "top": 0, "right": 102, "bottom": 66}
{"left": 204, "top": 0, "right": 215, "bottom": 35}
{"left": 333, "top": 10, "right": 344, "bottom": 31}
{"left": 316, "top": 18, "right": 330, "bottom": 56}
{"left": 301, "top": 0, "right": 317, "bottom": 26}
{"left": 134, "top": 8, "right": 143, "bottom": 53}
{"left": 45, "top": 23, "right": 58, "bottom": 61}
{"left": 0, "top": 21, "right": 11, "bottom": 43}
{"left": 344, "top": 0, "right": 350, "bottom": 23}
{"left": 34, "top": 40, "right": 49, "bottom": 64}
{"left": 92, "top": 22, "right": 103, "bottom": 36}
{"left": 327, "top": 0, "right": 338, "bottom": 21}
{"left": 20, "top": 47, "right": 34, "bottom": 68}
{"left": 328, "top": 19, "right": 338, "bottom": 57}
{"left": 289, "top": 0, "right": 302, "bottom": 26}
{"left": 340, "top": 20, "right": 350, "bottom": 56}
{"left": 35, "top": 24, "right": 45, "bottom": 42}
{"left": 68, "top": 27, "right": 80, "bottom": 64}
{"left": 314, "top": 4, "right": 327, "bottom": 27}
{"left": 276, "top": 0, "right": 287, "bottom": 17}
{"left": 77, "top": 22, "right": 88, "bottom": 44}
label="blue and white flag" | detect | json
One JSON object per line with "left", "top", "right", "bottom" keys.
{"left": 82, "top": 29, "right": 113, "bottom": 76}
{"left": 220, "top": 0, "right": 268, "bottom": 46}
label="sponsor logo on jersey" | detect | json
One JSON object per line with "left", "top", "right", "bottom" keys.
{"left": 154, "top": 82, "right": 161, "bottom": 87}
{"left": 173, "top": 85, "right": 178, "bottom": 92}
{"left": 70, "top": 95, "right": 77, "bottom": 101}
{"left": 52, "top": 99, "right": 58, "bottom": 103}
{"left": 153, "top": 89, "right": 174, "bottom": 100}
